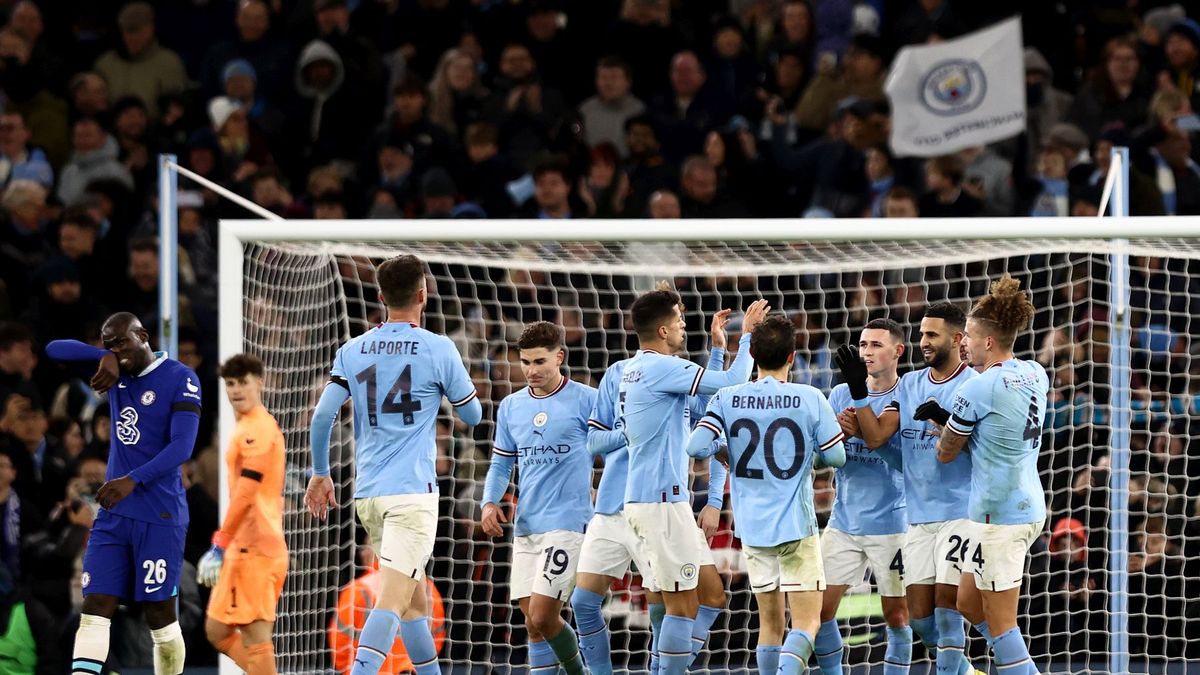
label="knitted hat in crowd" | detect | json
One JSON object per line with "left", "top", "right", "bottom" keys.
{"left": 207, "top": 96, "right": 243, "bottom": 132}
{"left": 1144, "top": 4, "right": 1186, "bottom": 37}
{"left": 222, "top": 58, "right": 257, "bottom": 85}
{"left": 1166, "top": 17, "right": 1200, "bottom": 51}
{"left": 1050, "top": 517, "right": 1087, "bottom": 548}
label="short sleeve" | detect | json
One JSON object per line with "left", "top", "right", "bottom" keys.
{"left": 493, "top": 399, "right": 516, "bottom": 456}
{"left": 695, "top": 393, "right": 724, "bottom": 437}
{"left": 438, "top": 337, "right": 478, "bottom": 408}
{"left": 814, "top": 394, "right": 845, "bottom": 450}
{"left": 330, "top": 344, "right": 347, "bottom": 380}
{"left": 947, "top": 376, "right": 990, "bottom": 437}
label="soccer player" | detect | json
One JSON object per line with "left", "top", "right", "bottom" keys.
{"left": 820, "top": 318, "right": 909, "bottom": 675}
{"left": 198, "top": 353, "right": 287, "bottom": 675}
{"left": 46, "top": 312, "right": 202, "bottom": 675}
{"left": 572, "top": 310, "right": 730, "bottom": 675}
{"left": 842, "top": 303, "right": 983, "bottom": 674}
{"left": 936, "top": 277, "right": 1048, "bottom": 675}
{"left": 478, "top": 321, "right": 596, "bottom": 675}
{"left": 306, "top": 254, "right": 483, "bottom": 675}
{"left": 620, "top": 289, "right": 770, "bottom": 675}
{"left": 685, "top": 314, "right": 848, "bottom": 675}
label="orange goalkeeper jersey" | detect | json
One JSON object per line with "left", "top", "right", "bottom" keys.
{"left": 224, "top": 404, "right": 287, "bottom": 558}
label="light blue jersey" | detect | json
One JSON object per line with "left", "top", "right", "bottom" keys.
{"left": 689, "top": 377, "right": 846, "bottom": 547}
{"left": 590, "top": 356, "right": 728, "bottom": 515}
{"left": 482, "top": 377, "right": 596, "bottom": 537}
{"left": 330, "top": 322, "right": 478, "bottom": 498}
{"left": 621, "top": 334, "right": 754, "bottom": 504}
{"left": 827, "top": 382, "right": 906, "bottom": 536}
{"left": 946, "top": 359, "right": 1049, "bottom": 525}
{"left": 890, "top": 362, "right": 977, "bottom": 524}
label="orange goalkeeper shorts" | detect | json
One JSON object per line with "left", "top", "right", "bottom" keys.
{"left": 207, "top": 552, "right": 288, "bottom": 625}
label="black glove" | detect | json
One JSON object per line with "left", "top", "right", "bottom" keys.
{"left": 913, "top": 400, "right": 951, "bottom": 426}
{"left": 834, "top": 343, "right": 869, "bottom": 401}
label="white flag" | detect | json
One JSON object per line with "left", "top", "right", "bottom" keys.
{"left": 885, "top": 16, "right": 1025, "bottom": 157}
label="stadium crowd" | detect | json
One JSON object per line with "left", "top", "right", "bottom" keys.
{"left": 2, "top": 0, "right": 1200, "bottom": 670}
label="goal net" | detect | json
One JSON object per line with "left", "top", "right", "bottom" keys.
{"left": 225, "top": 223, "right": 1200, "bottom": 673}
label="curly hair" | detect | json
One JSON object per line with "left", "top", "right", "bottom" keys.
{"left": 969, "top": 275, "right": 1035, "bottom": 347}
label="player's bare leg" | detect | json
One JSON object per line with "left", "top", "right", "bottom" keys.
{"left": 352, "top": 567, "right": 437, "bottom": 675}
{"left": 778, "top": 590, "right": 822, "bottom": 675}
{"left": 687, "top": 563, "right": 726, "bottom": 666}
{"left": 753, "top": 590, "right": 786, "bottom": 675}
{"left": 657, "top": 587, "right": 699, "bottom": 675}
{"left": 814, "top": 584, "right": 848, "bottom": 674}
{"left": 521, "top": 594, "right": 586, "bottom": 675}
{"left": 880, "top": 594, "right": 913, "bottom": 675}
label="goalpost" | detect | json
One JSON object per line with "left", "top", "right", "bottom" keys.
{"left": 152, "top": 150, "right": 1200, "bottom": 673}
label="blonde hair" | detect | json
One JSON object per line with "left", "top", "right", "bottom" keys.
{"left": 428, "top": 48, "right": 485, "bottom": 136}
{"left": 969, "top": 275, "right": 1035, "bottom": 347}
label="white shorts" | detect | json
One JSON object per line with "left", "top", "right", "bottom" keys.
{"left": 969, "top": 519, "right": 1045, "bottom": 592}
{"left": 743, "top": 535, "right": 825, "bottom": 594}
{"left": 511, "top": 530, "right": 585, "bottom": 601}
{"left": 624, "top": 501, "right": 707, "bottom": 592}
{"left": 355, "top": 493, "right": 439, "bottom": 579}
{"left": 821, "top": 527, "right": 906, "bottom": 597}
{"left": 577, "top": 512, "right": 660, "bottom": 592}
{"left": 903, "top": 519, "right": 973, "bottom": 587}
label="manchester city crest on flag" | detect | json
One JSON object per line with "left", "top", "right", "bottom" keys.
{"left": 920, "top": 60, "right": 987, "bottom": 116}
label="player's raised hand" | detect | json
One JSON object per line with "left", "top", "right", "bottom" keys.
{"left": 697, "top": 505, "right": 720, "bottom": 540}
{"left": 834, "top": 344, "right": 869, "bottom": 401}
{"left": 96, "top": 475, "right": 135, "bottom": 509}
{"left": 710, "top": 309, "right": 732, "bottom": 349}
{"left": 90, "top": 352, "right": 120, "bottom": 393}
{"left": 741, "top": 299, "right": 771, "bottom": 333}
{"left": 480, "top": 502, "right": 508, "bottom": 538}
{"left": 305, "top": 474, "right": 337, "bottom": 520}
{"left": 837, "top": 408, "right": 861, "bottom": 439}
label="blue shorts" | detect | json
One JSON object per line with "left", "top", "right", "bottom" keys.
{"left": 81, "top": 510, "right": 186, "bottom": 602}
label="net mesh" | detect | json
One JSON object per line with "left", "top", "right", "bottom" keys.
{"left": 237, "top": 236, "right": 1200, "bottom": 673}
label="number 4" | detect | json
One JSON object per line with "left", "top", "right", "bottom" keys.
{"left": 889, "top": 549, "right": 905, "bottom": 577}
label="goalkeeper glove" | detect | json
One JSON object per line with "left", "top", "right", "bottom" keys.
{"left": 834, "top": 344, "right": 869, "bottom": 402}
{"left": 197, "top": 531, "right": 231, "bottom": 587}
{"left": 913, "top": 400, "right": 951, "bottom": 427}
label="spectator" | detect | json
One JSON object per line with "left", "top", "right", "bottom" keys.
{"left": 919, "top": 154, "right": 982, "bottom": 218}
{"left": 679, "top": 154, "right": 748, "bottom": 218}
{"left": 1, "top": 397, "right": 68, "bottom": 516}
{"left": 1132, "top": 89, "right": 1200, "bottom": 215}
{"left": 93, "top": 2, "right": 187, "bottom": 118}
{"left": 66, "top": 71, "right": 110, "bottom": 120}
{"left": 121, "top": 238, "right": 160, "bottom": 330}
{"left": 0, "top": 111, "right": 53, "bottom": 190}
{"left": 0, "top": 448, "right": 44, "bottom": 581}
{"left": 0, "top": 179, "right": 51, "bottom": 315}
{"left": 0, "top": 29, "right": 70, "bottom": 170}
{"left": 369, "top": 76, "right": 458, "bottom": 186}
{"left": 206, "top": 96, "right": 272, "bottom": 184}
{"left": 1069, "top": 35, "right": 1152, "bottom": 140}
{"left": 0, "top": 324, "right": 38, "bottom": 410}
{"left": 22, "top": 446, "right": 94, "bottom": 616}
{"left": 110, "top": 96, "right": 155, "bottom": 196}
{"left": 287, "top": 39, "right": 360, "bottom": 183}
{"left": 221, "top": 59, "right": 286, "bottom": 146}
{"left": 56, "top": 117, "right": 134, "bottom": 206}
{"left": 622, "top": 114, "right": 676, "bottom": 217}
{"left": 483, "top": 43, "right": 567, "bottom": 169}
{"left": 23, "top": 256, "right": 103, "bottom": 350}
{"left": 794, "top": 33, "right": 885, "bottom": 133}
{"left": 428, "top": 48, "right": 489, "bottom": 139}
{"left": 647, "top": 189, "right": 681, "bottom": 218}
{"left": 1162, "top": 18, "right": 1200, "bottom": 112}
{"left": 759, "top": 1, "right": 815, "bottom": 70}
{"left": 459, "top": 122, "right": 521, "bottom": 220}
{"left": 960, "top": 145, "right": 1015, "bottom": 216}
{"left": 649, "top": 50, "right": 731, "bottom": 163}
{"left": 248, "top": 168, "right": 297, "bottom": 217}
{"left": 577, "top": 143, "right": 630, "bottom": 218}
{"left": 198, "top": 0, "right": 289, "bottom": 103}
{"left": 1023, "top": 47, "right": 1075, "bottom": 166}
{"left": 604, "top": 0, "right": 686, "bottom": 101}
{"left": 523, "top": 158, "right": 574, "bottom": 219}
{"left": 863, "top": 145, "right": 894, "bottom": 217}
{"left": 882, "top": 185, "right": 919, "bottom": 218}
{"left": 420, "top": 167, "right": 458, "bottom": 218}
{"left": 578, "top": 56, "right": 645, "bottom": 156}
{"left": 0, "top": 563, "right": 61, "bottom": 675}
{"left": 312, "top": 0, "right": 385, "bottom": 121}
{"left": 707, "top": 18, "right": 761, "bottom": 110}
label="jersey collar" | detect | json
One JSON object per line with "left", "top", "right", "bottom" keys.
{"left": 928, "top": 361, "right": 969, "bottom": 384}
{"left": 137, "top": 352, "right": 168, "bottom": 377}
{"left": 529, "top": 375, "right": 569, "bottom": 399}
